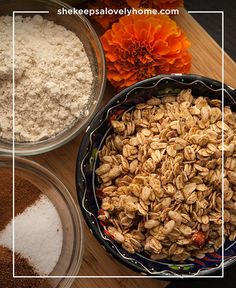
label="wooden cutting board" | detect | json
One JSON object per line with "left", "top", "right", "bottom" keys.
{"left": 30, "top": 8, "right": 236, "bottom": 288}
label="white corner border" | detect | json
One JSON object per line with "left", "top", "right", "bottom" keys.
{"left": 12, "top": 10, "right": 225, "bottom": 279}
{"left": 188, "top": 10, "right": 225, "bottom": 279}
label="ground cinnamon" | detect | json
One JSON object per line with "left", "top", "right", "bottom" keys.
{"left": 0, "top": 168, "right": 46, "bottom": 288}
{"left": 0, "top": 168, "right": 42, "bottom": 231}
{"left": 0, "top": 245, "right": 47, "bottom": 288}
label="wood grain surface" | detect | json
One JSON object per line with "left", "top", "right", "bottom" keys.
{"left": 29, "top": 9, "right": 236, "bottom": 288}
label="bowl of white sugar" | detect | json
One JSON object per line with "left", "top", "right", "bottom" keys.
{"left": 0, "top": 0, "right": 106, "bottom": 155}
{"left": 0, "top": 155, "right": 83, "bottom": 288}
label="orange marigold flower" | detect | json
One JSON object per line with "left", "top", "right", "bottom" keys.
{"left": 101, "top": 14, "right": 191, "bottom": 89}
{"left": 90, "top": 0, "right": 184, "bottom": 29}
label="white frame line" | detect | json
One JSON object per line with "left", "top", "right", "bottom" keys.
{"left": 13, "top": 275, "right": 226, "bottom": 279}
{"left": 189, "top": 10, "right": 225, "bottom": 279}
{"left": 12, "top": 11, "right": 15, "bottom": 278}
{"left": 222, "top": 10, "right": 225, "bottom": 279}
{"left": 12, "top": 10, "right": 49, "bottom": 279}
{"left": 12, "top": 10, "right": 225, "bottom": 279}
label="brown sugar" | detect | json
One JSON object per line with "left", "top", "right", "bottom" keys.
{"left": 0, "top": 168, "right": 42, "bottom": 231}
{"left": 0, "top": 245, "right": 47, "bottom": 288}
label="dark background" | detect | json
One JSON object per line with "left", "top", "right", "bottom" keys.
{"left": 185, "top": 0, "right": 236, "bottom": 61}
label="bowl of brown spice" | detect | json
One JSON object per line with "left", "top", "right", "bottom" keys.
{"left": 0, "top": 155, "right": 83, "bottom": 287}
{"left": 76, "top": 74, "right": 236, "bottom": 276}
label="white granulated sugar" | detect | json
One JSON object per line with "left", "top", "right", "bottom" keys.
{"left": 0, "top": 15, "right": 93, "bottom": 142}
{"left": 0, "top": 195, "right": 63, "bottom": 275}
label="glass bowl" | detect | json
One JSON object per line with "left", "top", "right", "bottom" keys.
{"left": 76, "top": 74, "right": 236, "bottom": 276}
{"left": 0, "top": 0, "right": 106, "bottom": 156}
{"left": 0, "top": 155, "right": 83, "bottom": 287}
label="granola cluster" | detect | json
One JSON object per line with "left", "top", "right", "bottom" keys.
{"left": 96, "top": 89, "right": 236, "bottom": 261}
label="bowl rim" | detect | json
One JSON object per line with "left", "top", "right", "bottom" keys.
{"left": 0, "top": 0, "right": 106, "bottom": 156}
{"left": 76, "top": 73, "right": 236, "bottom": 277}
{"left": 0, "top": 154, "right": 84, "bottom": 285}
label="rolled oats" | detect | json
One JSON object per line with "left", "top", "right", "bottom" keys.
{"left": 96, "top": 90, "right": 236, "bottom": 261}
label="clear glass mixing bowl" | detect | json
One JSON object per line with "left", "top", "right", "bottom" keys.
{"left": 0, "top": 155, "right": 83, "bottom": 287}
{"left": 0, "top": 0, "right": 106, "bottom": 155}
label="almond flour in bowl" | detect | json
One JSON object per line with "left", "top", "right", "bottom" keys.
{"left": 0, "top": 6, "right": 106, "bottom": 155}
{"left": 0, "top": 15, "right": 93, "bottom": 142}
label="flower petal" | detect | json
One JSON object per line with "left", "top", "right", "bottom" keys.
{"left": 101, "top": 12, "right": 191, "bottom": 90}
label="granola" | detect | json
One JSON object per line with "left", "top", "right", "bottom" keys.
{"left": 96, "top": 89, "right": 236, "bottom": 261}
